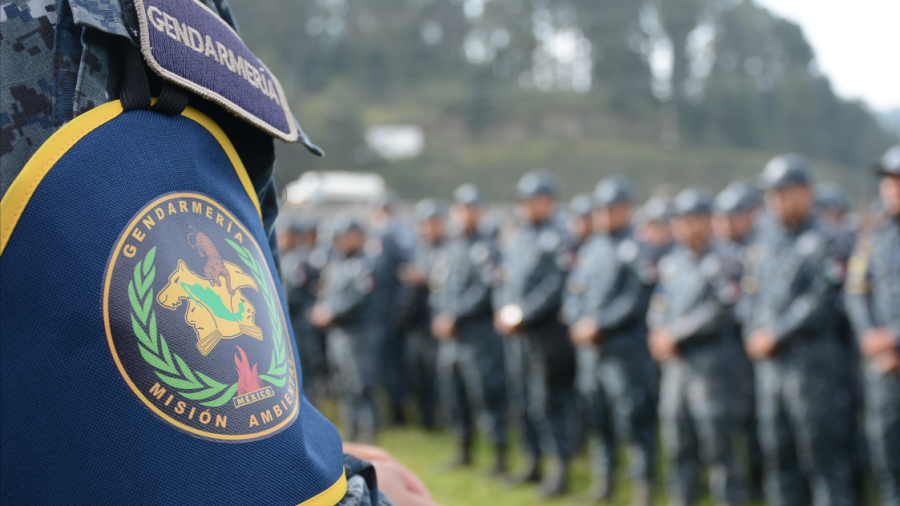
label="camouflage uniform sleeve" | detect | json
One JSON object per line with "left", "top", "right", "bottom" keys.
{"left": 337, "top": 454, "right": 396, "bottom": 506}
{"left": 670, "top": 300, "right": 727, "bottom": 343}
{"left": 738, "top": 242, "right": 763, "bottom": 339}
{"left": 669, "top": 253, "right": 737, "bottom": 343}
{"left": 645, "top": 276, "right": 668, "bottom": 330}
{"left": 593, "top": 241, "right": 656, "bottom": 333}
{"left": 844, "top": 237, "right": 877, "bottom": 339}
{"left": 1, "top": 0, "right": 59, "bottom": 192}
{"left": 449, "top": 242, "right": 495, "bottom": 319}
{"left": 561, "top": 266, "right": 587, "bottom": 325}
{"left": 771, "top": 233, "right": 844, "bottom": 343}
{"left": 491, "top": 259, "right": 511, "bottom": 312}
{"left": 330, "top": 261, "right": 376, "bottom": 322}
{"left": 519, "top": 249, "right": 568, "bottom": 326}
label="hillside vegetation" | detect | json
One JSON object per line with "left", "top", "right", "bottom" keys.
{"left": 229, "top": 0, "right": 896, "bottom": 204}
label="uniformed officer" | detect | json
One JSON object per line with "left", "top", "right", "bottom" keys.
{"left": 713, "top": 181, "right": 764, "bottom": 499}
{"left": 742, "top": 154, "right": 854, "bottom": 506}
{"left": 494, "top": 171, "right": 577, "bottom": 497}
{"left": 816, "top": 182, "right": 852, "bottom": 234}
{"left": 396, "top": 198, "right": 448, "bottom": 429}
{"left": 430, "top": 184, "right": 508, "bottom": 474}
{"left": 845, "top": 144, "right": 900, "bottom": 506}
{"left": 712, "top": 182, "right": 759, "bottom": 256}
{"left": 815, "top": 180, "right": 868, "bottom": 503}
{"left": 311, "top": 217, "right": 381, "bottom": 443}
{"left": 564, "top": 176, "right": 658, "bottom": 505}
{"left": 568, "top": 193, "right": 594, "bottom": 250}
{"left": 279, "top": 218, "right": 330, "bottom": 403}
{"left": 648, "top": 187, "right": 743, "bottom": 506}
{"left": 369, "top": 191, "right": 416, "bottom": 425}
{"left": 636, "top": 195, "right": 675, "bottom": 263}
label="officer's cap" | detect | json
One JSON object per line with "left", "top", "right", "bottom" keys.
{"left": 593, "top": 176, "right": 636, "bottom": 208}
{"left": 454, "top": 184, "right": 487, "bottom": 206}
{"left": 815, "top": 182, "right": 849, "bottom": 213}
{"left": 478, "top": 218, "right": 501, "bottom": 238}
{"left": 714, "top": 182, "right": 759, "bottom": 215}
{"left": 875, "top": 144, "right": 900, "bottom": 176}
{"left": 673, "top": 187, "right": 714, "bottom": 216}
{"left": 413, "top": 198, "right": 448, "bottom": 221}
{"left": 278, "top": 216, "right": 318, "bottom": 234}
{"left": 759, "top": 153, "right": 814, "bottom": 190}
{"left": 638, "top": 196, "right": 672, "bottom": 224}
{"left": 330, "top": 216, "right": 364, "bottom": 237}
{"left": 569, "top": 193, "right": 593, "bottom": 217}
{"left": 516, "top": 171, "right": 558, "bottom": 200}
{"left": 374, "top": 190, "right": 399, "bottom": 209}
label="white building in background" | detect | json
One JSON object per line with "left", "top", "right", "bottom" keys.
{"left": 285, "top": 171, "right": 387, "bottom": 205}
{"left": 364, "top": 125, "right": 424, "bottom": 161}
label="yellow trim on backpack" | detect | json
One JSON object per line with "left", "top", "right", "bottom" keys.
{"left": 0, "top": 100, "right": 262, "bottom": 257}
{"left": 298, "top": 470, "right": 348, "bottom": 506}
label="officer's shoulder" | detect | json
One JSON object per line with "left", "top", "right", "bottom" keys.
{"left": 309, "top": 247, "right": 330, "bottom": 270}
{"left": 346, "top": 255, "right": 374, "bottom": 273}
{"left": 279, "top": 249, "right": 302, "bottom": 268}
{"left": 616, "top": 236, "right": 642, "bottom": 263}
{"left": 538, "top": 227, "right": 563, "bottom": 252}
{"left": 710, "top": 242, "right": 742, "bottom": 273}
{"left": 576, "top": 235, "right": 602, "bottom": 260}
{"left": 657, "top": 251, "right": 679, "bottom": 282}
{"left": 793, "top": 221, "right": 830, "bottom": 256}
{"left": 867, "top": 214, "right": 899, "bottom": 244}
{"left": 469, "top": 240, "right": 493, "bottom": 265}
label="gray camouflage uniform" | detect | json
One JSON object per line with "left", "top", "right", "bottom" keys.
{"left": 281, "top": 243, "right": 329, "bottom": 401}
{"left": 714, "top": 182, "right": 764, "bottom": 497}
{"left": 318, "top": 249, "right": 381, "bottom": 443}
{"left": 562, "top": 226, "right": 658, "bottom": 488}
{"left": 742, "top": 217, "right": 855, "bottom": 506}
{"left": 368, "top": 215, "right": 414, "bottom": 422}
{"left": 430, "top": 228, "right": 507, "bottom": 449}
{"left": 649, "top": 243, "right": 744, "bottom": 506}
{"left": 398, "top": 239, "right": 441, "bottom": 429}
{"left": 495, "top": 220, "right": 577, "bottom": 464}
{"left": 845, "top": 215, "right": 900, "bottom": 506}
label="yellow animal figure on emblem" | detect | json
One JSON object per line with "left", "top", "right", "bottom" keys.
{"left": 158, "top": 259, "right": 264, "bottom": 356}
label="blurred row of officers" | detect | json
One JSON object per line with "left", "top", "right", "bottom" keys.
{"left": 278, "top": 145, "right": 900, "bottom": 506}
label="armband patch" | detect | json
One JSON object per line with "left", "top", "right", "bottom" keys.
{"left": 103, "top": 193, "right": 299, "bottom": 441}
{"left": 134, "top": 0, "right": 299, "bottom": 142}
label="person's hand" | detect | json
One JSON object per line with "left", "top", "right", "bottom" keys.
{"left": 493, "top": 313, "right": 512, "bottom": 336}
{"left": 862, "top": 327, "right": 898, "bottom": 358}
{"left": 494, "top": 305, "right": 523, "bottom": 337}
{"left": 746, "top": 328, "right": 778, "bottom": 360}
{"left": 569, "top": 316, "right": 600, "bottom": 347}
{"left": 875, "top": 349, "right": 900, "bottom": 375}
{"left": 310, "top": 304, "right": 334, "bottom": 329}
{"left": 431, "top": 313, "right": 456, "bottom": 341}
{"left": 342, "top": 443, "right": 437, "bottom": 506}
{"left": 648, "top": 327, "right": 678, "bottom": 362}
{"left": 397, "top": 264, "right": 426, "bottom": 287}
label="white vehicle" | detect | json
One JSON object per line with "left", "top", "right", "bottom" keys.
{"left": 284, "top": 171, "right": 387, "bottom": 205}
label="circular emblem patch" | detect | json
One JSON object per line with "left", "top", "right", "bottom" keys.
{"left": 103, "top": 192, "right": 299, "bottom": 441}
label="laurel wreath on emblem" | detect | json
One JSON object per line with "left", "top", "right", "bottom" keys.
{"left": 129, "top": 243, "right": 287, "bottom": 408}
{"left": 225, "top": 239, "right": 288, "bottom": 387}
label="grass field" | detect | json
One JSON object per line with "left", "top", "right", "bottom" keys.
{"left": 374, "top": 425, "right": 761, "bottom": 506}
{"left": 320, "top": 402, "right": 764, "bottom": 506}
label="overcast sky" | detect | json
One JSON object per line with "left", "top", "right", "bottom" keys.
{"left": 754, "top": 0, "right": 900, "bottom": 112}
